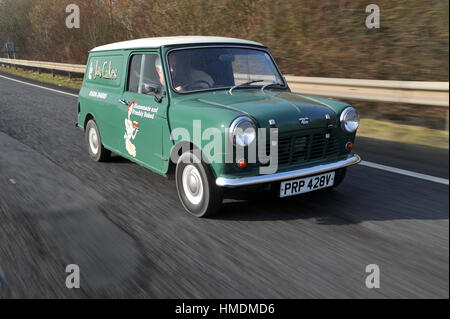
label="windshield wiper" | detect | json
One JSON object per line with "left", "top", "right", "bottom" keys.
{"left": 229, "top": 80, "right": 264, "bottom": 95}
{"left": 261, "top": 81, "right": 284, "bottom": 93}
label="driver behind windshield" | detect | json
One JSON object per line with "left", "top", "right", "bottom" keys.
{"left": 169, "top": 53, "right": 214, "bottom": 92}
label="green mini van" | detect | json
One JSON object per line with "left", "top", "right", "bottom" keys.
{"left": 77, "top": 36, "right": 361, "bottom": 217}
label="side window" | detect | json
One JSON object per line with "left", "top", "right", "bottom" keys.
{"left": 127, "top": 54, "right": 164, "bottom": 94}
{"left": 127, "top": 55, "right": 142, "bottom": 93}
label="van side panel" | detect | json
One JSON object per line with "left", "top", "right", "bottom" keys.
{"left": 77, "top": 52, "right": 126, "bottom": 151}
{"left": 78, "top": 49, "right": 172, "bottom": 176}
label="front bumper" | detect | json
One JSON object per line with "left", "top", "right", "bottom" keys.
{"left": 216, "top": 154, "right": 361, "bottom": 187}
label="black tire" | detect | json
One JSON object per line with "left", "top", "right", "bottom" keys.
{"left": 85, "top": 119, "right": 111, "bottom": 162}
{"left": 175, "top": 151, "right": 223, "bottom": 217}
{"left": 331, "top": 167, "right": 347, "bottom": 189}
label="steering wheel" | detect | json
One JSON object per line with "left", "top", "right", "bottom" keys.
{"left": 183, "top": 80, "right": 212, "bottom": 90}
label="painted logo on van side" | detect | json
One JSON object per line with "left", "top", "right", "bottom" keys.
{"left": 89, "top": 90, "right": 107, "bottom": 99}
{"left": 88, "top": 60, "right": 118, "bottom": 80}
{"left": 124, "top": 99, "right": 139, "bottom": 157}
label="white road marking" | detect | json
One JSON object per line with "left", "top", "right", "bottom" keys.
{"left": 359, "top": 160, "right": 449, "bottom": 185}
{"left": 0, "top": 74, "right": 78, "bottom": 98}
{"left": 1, "top": 74, "right": 448, "bottom": 186}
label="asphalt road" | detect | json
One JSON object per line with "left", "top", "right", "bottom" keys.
{"left": 0, "top": 73, "right": 448, "bottom": 298}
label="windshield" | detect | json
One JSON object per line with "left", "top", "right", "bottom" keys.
{"left": 167, "top": 47, "right": 285, "bottom": 93}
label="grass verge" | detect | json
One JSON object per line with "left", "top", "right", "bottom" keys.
{"left": 358, "top": 118, "right": 448, "bottom": 150}
{"left": 0, "top": 64, "right": 83, "bottom": 90}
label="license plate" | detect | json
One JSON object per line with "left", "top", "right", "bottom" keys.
{"left": 280, "top": 172, "right": 335, "bottom": 198}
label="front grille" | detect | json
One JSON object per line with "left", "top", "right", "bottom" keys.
{"left": 264, "top": 131, "right": 341, "bottom": 166}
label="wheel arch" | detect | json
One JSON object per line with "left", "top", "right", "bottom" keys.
{"left": 83, "top": 113, "right": 95, "bottom": 131}
{"left": 167, "top": 140, "right": 217, "bottom": 178}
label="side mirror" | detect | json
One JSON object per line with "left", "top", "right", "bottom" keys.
{"left": 141, "top": 82, "right": 162, "bottom": 95}
{"left": 141, "top": 82, "right": 165, "bottom": 103}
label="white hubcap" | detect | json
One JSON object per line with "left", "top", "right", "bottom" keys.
{"left": 89, "top": 127, "right": 99, "bottom": 154}
{"left": 182, "top": 165, "right": 203, "bottom": 205}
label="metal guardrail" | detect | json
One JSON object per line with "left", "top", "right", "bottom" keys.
{"left": 0, "top": 58, "right": 85, "bottom": 77}
{"left": 284, "top": 75, "right": 449, "bottom": 91}
{"left": 285, "top": 75, "right": 449, "bottom": 108}
{"left": 0, "top": 58, "right": 449, "bottom": 108}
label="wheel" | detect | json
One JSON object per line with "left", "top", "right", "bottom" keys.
{"left": 85, "top": 119, "right": 111, "bottom": 162}
{"left": 175, "top": 151, "right": 223, "bottom": 217}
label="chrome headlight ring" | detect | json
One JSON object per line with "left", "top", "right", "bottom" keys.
{"left": 229, "top": 116, "right": 257, "bottom": 147}
{"left": 340, "top": 107, "right": 360, "bottom": 133}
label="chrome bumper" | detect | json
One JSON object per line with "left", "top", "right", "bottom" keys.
{"left": 216, "top": 154, "right": 361, "bottom": 187}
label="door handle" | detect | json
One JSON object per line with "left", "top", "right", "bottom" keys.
{"left": 119, "top": 99, "right": 130, "bottom": 106}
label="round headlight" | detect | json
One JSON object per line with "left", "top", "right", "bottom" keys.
{"left": 230, "top": 116, "right": 257, "bottom": 147}
{"left": 340, "top": 107, "right": 360, "bottom": 133}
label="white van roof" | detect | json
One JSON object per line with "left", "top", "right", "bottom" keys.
{"left": 90, "top": 36, "right": 264, "bottom": 52}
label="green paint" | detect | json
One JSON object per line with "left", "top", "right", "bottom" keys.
{"left": 78, "top": 42, "right": 357, "bottom": 180}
